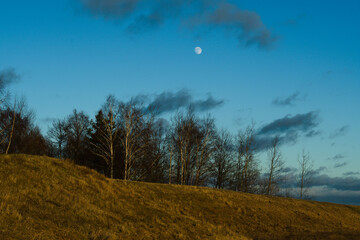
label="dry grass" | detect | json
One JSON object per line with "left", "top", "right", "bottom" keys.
{"left": 0, "top": 154, "right": 359, "bottom": 240}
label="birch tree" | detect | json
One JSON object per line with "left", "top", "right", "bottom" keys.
{"left": 212, "top": 130, "right": 234, "bottom": 189}
{"left": 47, "top": 119, "right": 68, "bottom": 159}
{"left": 90, "top": 96, "right": 120, "bottom": 179}
{"left": 119, "top": 100, "right": 153, "bottom": 181}
{"left": 264, "top": 136, "right": 284, "bottom": 195}
{"left": 234, "top": 124, "right": 259, "bottom": 193}
{"left": 298, "top": 150, "right": 313, "bottom": 199}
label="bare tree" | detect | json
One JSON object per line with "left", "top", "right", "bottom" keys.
{"left": 298, "top": 150, "right": 313, "bottom": 199}
{"left": 47, "top": 119, "right": 68, "bottom": 159}
{"left": 90, "top": 96, "right": 120, "bottom": 179}
{"left": 0, "top": 68, "right": 18, "bottom": 107}
{"left": 5, "top": 99, "right": 17, "bottom": 155}
{"left": 0, "top": 68, "right": 18, "bottom": 146}
{"left": 234, "top": 124, "right": 260, "bottom": 193}
{"left": 166, "top": 110, "right": 215, "bottom": 186}
{"left": 5, "top": 97, "right": 28, "bottom": 154}
{"left": 193, "top": 115, "right": 216, "bottom": 186}
{"left": 119, "top": 100, "right": 153, "bottom": 181}
{"left": 264, "top": 136, "right": 284, "bottom": 195}
{"left": 212, "top": 130, "right": 234, "bottom": 189}
{"left": 65, "top": 109, "right": 91, "bottom": 164}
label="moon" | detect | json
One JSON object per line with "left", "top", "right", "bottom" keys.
{"left": 194, "top": 46, "right": 202, "bottom": 55}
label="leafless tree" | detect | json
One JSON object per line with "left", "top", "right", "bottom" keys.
{"left": 193, "top": 115, "right": 216, "bottom": 186}
{"left": 167, "top": 110, "right": 216, "bottom": 186}
{"left": 264, "top": 136, "right": 284, "bottom": 195}
{"left": 234, "top": 124, "right": 260, "bottom": 193}
{"left": 0, "top": 68, "right": 18, "bottom": 107}
{"left": 298, "top": 150, "right": 313, "bottom": 199}
{"left": 119, "top": 100, "right": 154, "bottom": 181}
{"left": 212, "top": 130, "right": 234, "bottom": 189}
{"left": 5, "top": 97, "right": 28, "bottom": 154}
{"left": 0, "top": 68, "right": 18, "bottom": 146}
{"left": 47, "top": 119, "right": 68, "bottom": 159}
{"left": 90, "top": 96, "right": 120, "bottom": 179}
{"left": 65, "top": 109, "right": 90, "bottom": 164}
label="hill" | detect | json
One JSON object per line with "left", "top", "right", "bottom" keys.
{"left": 0, "top": 155, "right": 360, "bottom": 240}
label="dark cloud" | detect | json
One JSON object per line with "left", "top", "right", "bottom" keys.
{"left": 0, "top": 68, "right": 19, "bottom": 90}
{"left": 272, "top": 91, "right": 305, "bottom": 106}
{"left": 79, "top": 0, "right": 140, "bottom": 19}
{"left": 283, "top": 169, "right": 360, "bottom": 192}
{"left": 310, "top": 174, "right": 360, "bottom": 191}
{"left": 254, "top": 111, "right": 319, "bottom": 151}
{"left": 314, "top": 193, "right": 360, "bottom": 206}
{"left": 41, "top": 117, "right": 58, "bottom": 123}
{"left": 282, "top": 167, "right": 297, "bottom": 173}
{"left": 283, "top": 14, "right": 306, "bottom": 27}
{"left": 329, "top": 125, "right": 349, "bottom": 139}
{"left": 343, "top": 172, "right": 360, "bottom": 176}
{"left": 80, "top": 0, "right": 278, "bottom": 49}
{"left": 305, "top": 130, "right": 321, "bottom": 138}
{"left": 284, "top": 19, "right": 297, "bottom": 26}
{"left": 327, "top": 154, "right": 346, "bottom": 161}
{"left": 311, "top": 166, "right": 328, "bottom": 175}
{"left": 188, "top": 2, "right": 279, "bottom": 49}
{"left": 322, "top": 70, "right": 333, "bottom": 78}
{"left": 334, "top": 162, "right": 347, "bottom": 168}
{"left": 137, "top": 89, "right": 224, "bottom": 114}
{"left": 259, "top": 111, "right": 319, "bottom": 136}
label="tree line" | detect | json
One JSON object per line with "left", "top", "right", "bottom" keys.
{"left": 0, "top": 74, "right": 313, "bottom": 199}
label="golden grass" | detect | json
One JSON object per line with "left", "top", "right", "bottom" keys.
{"left": 0, "top": 154, "right": 359, "bottom": 240}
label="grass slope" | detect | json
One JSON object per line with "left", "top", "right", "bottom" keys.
{"left": 1, "top": 155, "right": 360, "bottom": 240}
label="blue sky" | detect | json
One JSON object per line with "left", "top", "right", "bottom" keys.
{"left": 1, "top": 0, "right": 359, "bottom": 204}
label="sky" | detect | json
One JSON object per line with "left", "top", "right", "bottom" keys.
{"left": 1, "top": 0, "right": 359, "bottom": 204}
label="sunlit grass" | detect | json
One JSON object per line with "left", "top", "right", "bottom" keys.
{"left": 1, "top": 154, "right": 359, "bottom": 239}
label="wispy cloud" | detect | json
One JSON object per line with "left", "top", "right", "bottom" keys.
{"left": 327, "top": 154, "right": 346, "bottom": 161}
{"left": 79, "top": 0, "right": 278, "bottom": 49}
{"left": 272, "top": 91, "right": 305, "bottom": 106}
{"left": 343, "top": 172, "right": 360, "bottom": 176}
{"left": 0, "top": 68, "right": 20, "bottom": 89}
{"left": 41, "top": 117, "right": 58, "bottom": 123}
{"left": 254, "top": 111, "right": 320, "bottom": 150}
{"left": 329, "top": 125, "right": 349, "bottom": 139}
{"left": 334, "top": 162, "right": 347, "bottom": 168}
{"left": 133, "top": 89, "right": 224, "bottom": 114}
{"left": 259, "top": 111, "right": 319, "bottom": 136}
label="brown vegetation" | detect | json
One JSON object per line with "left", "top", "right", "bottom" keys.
{"left": 1, "top": 154, "right": 359, "bottom": 240}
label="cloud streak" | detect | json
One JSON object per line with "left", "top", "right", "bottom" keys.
{"left": 327, "top": 154, "right": 346, "bottom": 161}
{"left": 329, "top": 125, "right": 349, "bottom": 139}
{"left": 254, "top": 111, "right": 319, "bottom": 151}
{"left": 334, "top": 162, "right": 347, "bottom": 168}
{"left": 0, "top": 68, "right": 19, "bottom": 90}
{"left": 272, "top": 91, "right": 305, "bottom": 106}
{"left": 259, "top": 111, "right": 319, "bottom": 136}
{"left": 134, "top": 89, "right": 224, "bottom": 114}
{"left": 79, "top": 0, "right": 278, "bottom": 49}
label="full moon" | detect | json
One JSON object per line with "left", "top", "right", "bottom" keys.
{"left": 194, "top": 46, "right": 202, "bottom": 55}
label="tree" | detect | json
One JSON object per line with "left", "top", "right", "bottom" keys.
{"left": 47, "top": 119, "right": 68, "bottom": 159}
{"left": 298, "top": 150, "right": 313, "bottom": 199}
{"left": 90, "top": 96, "right": 120, "bottom": 179}
{"left": 64, "top": 109, "right": 91, "bottom": 165}
{"left": 0, "top": 68, "right": 18, "bottom": 107}
{"left": 119, "top": 100, "right": 153, "bottom": 181}
{"left": 0, "top": 97, "right": 47, "bottom": 155}
{"left": 212, "top": 130, "right": 234, "bottom": 189}
{"left": 234, "top": 124, "right": 260, "bottom": 193}
{"left": 135, "top": 118, "right": 167, "bottom": 183}
{"left": 264, "top": 136, "right": 284, "bottom": 195}
{"left": 167, "top": 110, "right": 216, "bottom": 186}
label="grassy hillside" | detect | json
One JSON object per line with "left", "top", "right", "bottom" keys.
{"left": 1, "top": 155, "right": 360, "bottom": 240}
